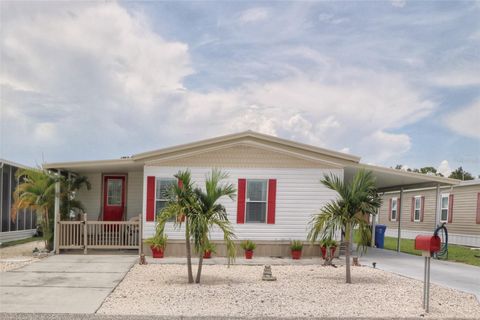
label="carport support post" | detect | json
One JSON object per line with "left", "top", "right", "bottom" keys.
{"left": 396, "top": 188, "right": 403, "bottom": 252}
{"left": 83, "top": 213, "right": 88, "bottom": 254}
{"left": 54, "top": 180, "right": 60, "bottom": 254}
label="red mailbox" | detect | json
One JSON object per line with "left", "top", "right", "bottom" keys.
{"left": 415, "top": 235, "right": 441, "bottom": 253}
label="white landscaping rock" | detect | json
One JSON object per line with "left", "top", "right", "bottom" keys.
{"left": 97, "top": 264, "right": 480, "bottom": 318}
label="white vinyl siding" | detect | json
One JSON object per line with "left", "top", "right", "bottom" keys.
{"left": 143, "top": 166, "right": 342, "bottom": 241}
{"left": 441, "top": 194, "right": 449, "bottom": 223}
{"left": 391, "top": 198, "right": 397, "bottom": 221}
{"left": 414, "top": 196, "right": 421, "bottom": 222}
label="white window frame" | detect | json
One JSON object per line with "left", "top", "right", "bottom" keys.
{"left": 245, "top": 179, "right": 268, "bottom": 224}
{"left": 155, "top": 178, "right": 177, "bottom": 221}
{"left": 440, "top": 193, "right": 449, "bottom": 223}
{"left": 390, "top": 197, "right": 398, "bottom": 221}
{"left": 414, "top": 196, "right": 421, "bottom": 222}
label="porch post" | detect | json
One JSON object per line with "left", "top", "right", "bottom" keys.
{"left": 83, "top": 213, "right": 88, "bottom": 254}
{"left": 434, "top": 184, "right": 441, "bottom": 228}
{"left": 54, "top": 180, "right": 61, "bottom": 254}
{"left": 138, "top": 213, "right": 143, "bottom": 256}
{"left": 371, "top": 207, "right": 377, "bottom": 248}
{"left": 396, "top": 188, "right": 403, "bottom": 252}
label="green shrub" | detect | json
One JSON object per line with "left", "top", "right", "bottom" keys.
{"left": 290, "top": 240, "right": 303, "bottom": 251}
{"left": 241, "top": 240, "right": 256, "bottom": 251}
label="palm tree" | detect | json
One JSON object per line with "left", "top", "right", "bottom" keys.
{"left": 157, "top": 170, "right": 197, "bottom": 283}
{"left": 190, "top": 169, "right": 236, "bottom": 283}
{"left": 308, "top": 170, "right": 382, "bottom": 283}
{"left": 12, "top": 169, "right": 61, "bottom": 250}
{"left": 61, "top": 174, "right": 92, "bottom": 220}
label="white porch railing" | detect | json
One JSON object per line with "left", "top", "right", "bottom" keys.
{"left": 56, "top": 213, "right": 142, "bottom": 254}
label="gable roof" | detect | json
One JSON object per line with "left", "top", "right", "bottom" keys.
{"left": 133, "top": 130, "right": 360, "bottom": 163}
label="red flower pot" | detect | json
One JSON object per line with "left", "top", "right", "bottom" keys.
{"left": 320, "top": 246, "right": 327, "bottom": 259}
{"left": 203, "top": 250, "right": 212, "bottom": 259}
{"left": 244, "top": 250, "right": 254, "bottom": 259}
{"left": 330, "top": 246, "right": 337, "bottom": 258}
{"left": 291, "top": 250, "right": 302, "bottom": 260}
{"left": 151, "top": 246, "right": 164, "bottom": 258}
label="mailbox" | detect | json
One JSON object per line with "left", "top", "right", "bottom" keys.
{"left": 415, "top": 235, "right": 441, "bottom": 253}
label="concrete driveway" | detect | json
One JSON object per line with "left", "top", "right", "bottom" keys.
{"left": 0, "top": 254, "right": 137, "bottom": 313}
{"left": 360, "top": 247, "right": 480, "bottom": 300}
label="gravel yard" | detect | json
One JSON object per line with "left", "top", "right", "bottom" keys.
{"left": 98, "top": 264, "right": 480, "bottom": 318}
{"left": 0, "top": 240, "right": 44, "bottom": 272}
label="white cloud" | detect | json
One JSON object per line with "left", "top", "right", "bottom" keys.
{"left": 1, "top": 2, "right": 436, "bottom": 165}
{"left": 391, "top": 0, "right": 407, "bottom": 8}
{"left": 444, "top": 101, "right": 480, "bottom": 139}
{"left": 238, "top": 7, "right": 269, "bottom": 24}
{"left": 437, "top": 160, "right": 452, "bottom": 177}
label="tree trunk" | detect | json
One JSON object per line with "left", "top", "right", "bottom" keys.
{"left": 195, "top": 252, "right": 204, "bottom": 283}
{"left": 345, "top": 222, "right": 352, "bottom": 284}
{"left": 185, "top": 218, "right": 194, "bottom": 283}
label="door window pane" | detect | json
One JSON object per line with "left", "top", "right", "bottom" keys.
{"left": 107, "top": 179, "right": 122, "bottom": 206}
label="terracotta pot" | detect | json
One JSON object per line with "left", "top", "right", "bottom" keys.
{"left": 245, "top": 250, "right": 254, "bottom": 259}
{"left": 203, "top": 250, "right": 212, "bottom": 259}
{"left": 320, "top": 246, "right": 327, "bottom": 259}
{"left": 291, "top": 249, "right": 302, "bottom": 260}
{"left": 151, "top": 246, "right": 164, "bottom": 258}
{"left": 330, "top": 246, "right": 337, "bottom": 258}
{"left": 177, "top": 214, "right": 186, "bottom": 222}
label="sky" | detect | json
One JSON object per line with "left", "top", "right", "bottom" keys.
{"left": 0, "top": 0, "right": 479, "bottom": 176}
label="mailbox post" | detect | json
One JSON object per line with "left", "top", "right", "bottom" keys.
{"left": 414, "top": 235, "right": 441, "bottom": 313}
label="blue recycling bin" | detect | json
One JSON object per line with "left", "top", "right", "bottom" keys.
{"left": 375, "top": 224, "right": 387, "bottom": 248}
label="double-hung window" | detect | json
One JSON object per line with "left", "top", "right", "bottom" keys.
{"left": 440, "top": 194, "right": 449, "bottom": 222}
{"left": 155, "top": 178, "right": 176, "bottom": 218}
{"left": 414, "top": 196, "right": 421, "bottom": 222}
{"left": 246, "top": 179, "right": 267, "bottom": 223}
{"left": 391, "top": 198, "right": 398, "bottom": 221}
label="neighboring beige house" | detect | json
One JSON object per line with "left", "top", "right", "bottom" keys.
{"left": 43, "top": 131, "right": 459, "bottom": 256}
{"left": 378, "top": 179, "right": 480, "bottom": 247}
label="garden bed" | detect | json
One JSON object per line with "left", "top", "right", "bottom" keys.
{"left": 98, "top": 264, "right": 480, "bottom": 318}
{"left": 0, "top": 240, "right": 44, "bottom": 272}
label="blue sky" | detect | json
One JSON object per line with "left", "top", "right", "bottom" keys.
{"left": 0, "top": 1, "right": 479, "bottom": 176}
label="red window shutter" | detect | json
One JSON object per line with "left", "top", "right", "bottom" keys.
{"left": 410, "top": 197, "right": 415, "bottom": 222}
{"left": 420, "top": 196, "right": 425, "bottom": 222}
{"left": 476, "top": 193, "right": 480, "bottom": 224}
{"left": 388, "top": 198, "right": 392, "bottom": 221}
{"left": 237, "top": 179, "right": 246, "bottom": 224}
{"left": 267, "top": 179, "right": 277, "bottom": 224}
{"left": 146, "top": 176, "right": 156, "bottom": 222}
{"left": 448, "top": 194, "right": 454, "bottom": 223}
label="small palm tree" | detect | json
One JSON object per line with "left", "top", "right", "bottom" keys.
{"left": 157, "top": 170, "right": 197, "bottom": 283}
{"left": 308, "top": 169, "right": 382, "bottom": 283}
{"left": 190, "top": 169, "right": 236, "bottom": 283}
{"left": 61, "top": 174, "right": 91, "bottom": 220}
{"left": 12, "top": 169, "right": 61, "bottom": 250}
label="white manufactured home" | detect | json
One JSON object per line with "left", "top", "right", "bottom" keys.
{"left": 43, "top": 131, "right": 459, "bottom": 256}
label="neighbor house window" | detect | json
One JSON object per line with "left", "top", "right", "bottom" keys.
{"left": 156, "top": 178, "right": 176, "bottom": 218}
{"left": 440, "top": 194, "right": 449, "bottom": 222}
{"left": 246, "top": 179, "right": 267, "bottom": 223}
{"left": 414, "top": 196, "right": 421, "bottom": 222}
{"left": 391, "top": 198, "right": 398, "bottom": 221}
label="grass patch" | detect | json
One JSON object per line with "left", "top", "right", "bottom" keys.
{"left": 0, "top": 237, "right": 40, "bottom": 248}
{"left": 383, "top": 236, "right": 480, "bottom": 267}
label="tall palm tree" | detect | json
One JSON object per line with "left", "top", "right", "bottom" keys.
{"left": 308, "top": 169, "right": 382, "bottom": 283}
{"left": 12, "top": 169, "right": 62, "bottom": 250}
{"left": 157, "top": 170, "right": 197, "bottom": 283}
{"left": 190, "top": 169, "right": 236, "bottom": 283}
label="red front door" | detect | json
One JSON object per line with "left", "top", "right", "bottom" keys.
{"left": 103, "top": 175, "right": 126, "bottom": 221}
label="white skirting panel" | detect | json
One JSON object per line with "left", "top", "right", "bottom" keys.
{"left": 385, "top": 229, "right": 480, "bottom": 247}
{"left": 0, "top": 229, "right": 36, "bottom": 243}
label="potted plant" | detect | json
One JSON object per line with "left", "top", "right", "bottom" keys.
{"left": 203, "top": 241, "right": 216, "bottom": 259}
{"left": 145, "top": 234, "right": 168, "bottom": 258}
{"left": 290, "top": 240, "right": 303, "bottom": 259}
{"left": 241, "top": 240, "right": 256, "bottom": 259}
{"left": 329, "top": 239, "right": 338, "bottom": 258}
{"left": 319, "top": 238, "right": 328, "bottom": 259}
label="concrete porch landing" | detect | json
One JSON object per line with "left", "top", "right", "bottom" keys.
{"left": 0, "top": 254, "right": 136, "bottom": 314}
